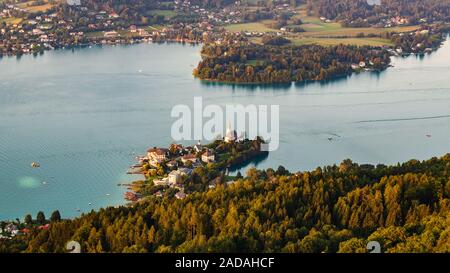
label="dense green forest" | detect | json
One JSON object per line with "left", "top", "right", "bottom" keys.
{"left": 1, "top": 154, "right": 449, "bottom": 253}
{"left": 193, "top": 43, "right": 390, "bottom": 83}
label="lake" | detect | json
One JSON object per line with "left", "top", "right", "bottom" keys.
{"left": 1, "top": 39, "right": 449, "bottom": 220}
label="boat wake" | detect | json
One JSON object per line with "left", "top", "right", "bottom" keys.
{"left": 355, "top": 114, "right": 450, "bottom": 123}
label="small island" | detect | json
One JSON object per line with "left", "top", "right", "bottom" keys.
{"left": 124, "top": 129, "right": 269, "bottom": 202}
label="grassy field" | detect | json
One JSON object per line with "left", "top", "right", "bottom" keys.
{"left": 0, "top": 17, "right": 23, "bottom": 25}
{"left": 84, "top": 31, "right": 104, "bottom": 38}
{"left": 147, "top": 25, "right": 168, "bottom": 31}
{"left": 225, "top": 20, "right": 278, "bottom": 32}
{"left": 149, "top": 10, "right": 177, "bottom": 19}
{"left": 245, "top": 59, "right": 264, "bottom": 65}
{"left": 15, "top": 0, "right": 59, "bottom": 13}
{"left": 288, "top": 37, "right": 394, "bottom": 46}
{"left": 226, "top": 5, "right": 419, "bottom": 47}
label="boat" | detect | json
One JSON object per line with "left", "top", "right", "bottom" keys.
{"left": 31, "top": 162, "right": 40, "bottom": 168}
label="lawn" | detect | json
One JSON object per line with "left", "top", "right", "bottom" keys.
{"left": 245, "top": 59, "right": 264, "bottom": 66}
{"left": 289, "top": 37, "right": 394, "bottom": 46}
{"left": 225, "top": 20, "right": 278, "bottom": 33}
{"left": 15, "top": 0, "right": 59, "bottom": 13}
{"left": 302, "top": 25, "right": 420, "bottom": 38}
{"left": 84, "top": 31, "right": 105, "bottom": 38}
{"left": 278, "top": 4, "right": 419, "bottom": 46}
{"left": 146, "top": 25, "right": 168, "bottom": 31}
{"left": 0, "top": 17, "right": 23, "bottom": 25}
{"left": 149, "top": 10, "right": 177, "bottom": 19}
{"left": 237, "top": 4, "right": 419, "bottom": 47}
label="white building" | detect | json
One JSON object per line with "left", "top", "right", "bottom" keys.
{"left": 224, "top": 124, "right": 237, "bottom": 143}
{"left": 201, "top": 150, "right": 215, "bottom": 163}
{"left": 175, "top": 191, "right": 187, "bottom": 199}
{"left": 181, "top": 154, "right": 198, "bottom": 164}
{"left": 153, "top": 177, "right": 169, "bottom": 186}
{"left": 194, "top": 141, "right": 203, "bottom": 153}
{"left": 147, "top": 148, "right": 169, "bottom": 161}
{"left": 168, "top": 170, "right": 181, "bottom": 184}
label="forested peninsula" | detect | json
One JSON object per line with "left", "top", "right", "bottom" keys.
{"left": 194, "top": 42, "right": 391, "bottom": 84}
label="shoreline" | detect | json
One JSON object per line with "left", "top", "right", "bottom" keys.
{"left": 0, "top": 34, "right": 450, "bottom": 221}
{"left": 122, "top": 137, "right": 269, "bottom": 203}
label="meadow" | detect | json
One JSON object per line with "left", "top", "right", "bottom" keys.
{"left": 225, "top": 5, "right": 420, "bottom": 47}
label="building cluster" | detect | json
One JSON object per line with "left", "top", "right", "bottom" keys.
{"left": 126, "top": 126, "right": 239, "bottom": 200}
{"left": 0, "top": 221, "right": 51, "bottom": 240}
{"left": 0, "top": 223, "right": 19, "bottom": 239}
{"left": 0, "top": 8, "right": 85, "bottom": 55}
{"left": 174, "top": 0, "right": 244, "bottom": 25}
{"left": 143, "top": 142, "right": 217, "bottom": 199}
{"left": 388, "top": 28, "right": 438, "bottom": 55}
{"left": 1, "top": 0, "right": 302, "bottom": 56}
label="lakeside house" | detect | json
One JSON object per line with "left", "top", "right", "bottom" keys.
{"left": 104, "top": 31, "right": 118, "bottom": 38}
{"left": 170, "top": 143, "right": 184, "bottom": 155}
{"left": 147, "top": 148, "right": 169, "bottom": 161}
{"left": 124, "top": 191, "right": 140, "bottom": 201}
{"left": 181, "top": 154, "right": 198, "bottom": 164}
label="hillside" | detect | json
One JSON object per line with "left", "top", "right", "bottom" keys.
{"left": 2, "top": 154, "right": 450, "bottom": 253}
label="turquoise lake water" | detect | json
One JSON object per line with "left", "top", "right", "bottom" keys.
{"left": 1, "top": 39, "right": 449, "bottom": 220}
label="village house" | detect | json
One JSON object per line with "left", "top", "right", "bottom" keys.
{"left": 166, "top": 160, "right": 178, "bottom": 169}
{"left": 109, "top": 12, "right": 119, "bottom": 19}
{"left": 193, "top": 141, "right": 203, "bottom": 153}
{"left": 201, "top": 150, "right": 215, "bottom": 163}
{"left": 32, "top": 29, "right": 45, "bottom": 35}
{"left": 180, "top": 153, "right": 197, "bottom": 164}
{"left": 104, "top": 30, "right": 118, "bottom": 38}
{"left": 168, "top": 170, "right": 182, "bottom": 184}
{"left": 137, "top": 28, "right": 150, "bottom": 37}
{"left": 4, "top": 223, "right": 19, "bottom": 236}
{"left": 178, "top": 167, "right": 192, "bottom": 177}
{"left": 124, "top": 191, "right": 140, "bottom": 201}
{"left": 175, "top": 190, "right": 187, "bottom": 199}
{"left": 170, "top": 143, "right": 184, "bottom": 155}
{"left": 147, "top": 148, "right": 169, "bottom": 161}
{"left": 153, "top": 177, "right": 169, "bottom": 186}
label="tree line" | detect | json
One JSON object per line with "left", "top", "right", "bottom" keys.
{"left": 1, "top": 154, "right": 449, "bottom": 253}
{"left": 307, "top": 0, "right": 450, "bottom": 27}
